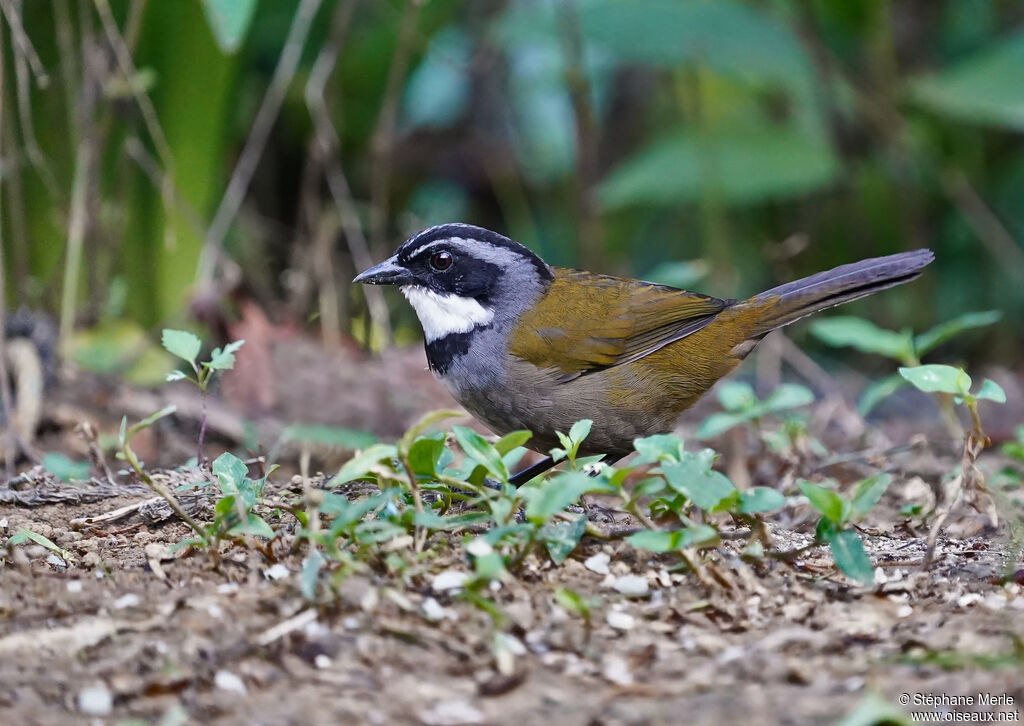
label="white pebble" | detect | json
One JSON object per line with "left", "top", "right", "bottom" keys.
{"left": 601, "top": 654, "right": 634, "bottom": 685}
{"left": 263, "top": 563, "right": 291, "bottom": 581}
{"left": 613, "top": 574, "right": 649, "bottom": 597}
{"left": 896, "top": 604, "right": 913, "bottom": 618}
{"left": 66, "top": 580, "right": 83, "bottom": 594}
{"left": 419, "top": 700, "right": 485, "bottom": 726}
{"left": 77, "top": 684, "right": 113, "bottom": 716}
{"left": 465, "top": 538, "right": 493, "bottom": 557}
{"left": 431, "top": 570, "right": 470, "bottom": 592}
{"left": 958, "top": 593, "right": 983, "bottom": 608}
{"left": 422, "top": 597, "right": 450, "bottom": 621}
{"left": 606, "top": 610, "right": 635, "bottom": 631}
{"left": 113, "top": 593, "right": 140, "bottom": 609}
{"left": 584, "top": 552, "right": 611, "bottom": 575}
{"left": 214, "top": 670, "right": 246, "bottom": 695}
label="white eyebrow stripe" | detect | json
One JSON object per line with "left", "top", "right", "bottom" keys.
{"left": 400, "top": 285, "right": 494, "bottom": 342}
{"left": 406, "top": 237, "right": 474, "bottom": 260}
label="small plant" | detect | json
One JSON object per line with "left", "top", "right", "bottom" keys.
{"left": 810, "top": 310, "right": 1000, "bottom": 415}
{"left": 797, "top": 474, "right": 892, "bottom": 584}
{"left": 4, "top": 528, "right": 74, "bottom": 564}
{"left": 898, "top": 363, "right": 1006, "bottom": 568}
{"left": 162, "top": 329, "right": 245, "bottom": 466}
{"left": 697, "top": 381, "right": 815, "bottom": 439}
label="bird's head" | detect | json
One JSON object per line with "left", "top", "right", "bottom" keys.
{"left": 353, "top": 223, "right": 553, "bottom": 342}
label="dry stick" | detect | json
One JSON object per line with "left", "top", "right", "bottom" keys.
{"left": 559, "top": 0, "right": 604, "bottom": 270}
{"left": 10, "top": 23, "right": 59, "bottom": 197}
{"left": 59, "top": 145, "right": 93, "bottom": 349}
{"left": 0, "top": 34, "right": 14, "bottom": 481}
{"left": 93, "top": 0, "right": 178, "bottom": 248}
{"left": 196, "top": 0, "right": 324, "bottom": 293}
{"left": 305, "top": 0, "right": 392, "bottom": 344}
{"left": 0, "top": 0, "right": 48, "bottom": 85}
{"left": 941, "top": 169, "right": 1024, "bottom": 274}
{"left": 368, "top": 0, "right": 423, "bottom": 256}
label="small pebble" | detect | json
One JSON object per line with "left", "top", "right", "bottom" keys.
{"left": 612, "top": 574, "right": 649, "bottom": 597}
{"left": 896, "top": 604, "right": 913, "bottom": 618}
{"left": 957, "top": 593, "right": 983, "bottom": 608}
{"left": 77, "top": 684, "right": 113, "bottom": 716}
{"left": 66, "top": 580, "right": 83, "bottom": 594}
{"left": 113, "top": 593, "right": 140, "bottom": 610}
{"left": 314, "top": 654, "right": 332, "bottom": 669}
{"left": 584, "top": 552, "right": 611, "bottom": 575}
{"left": 432, "top": 570, "right": 470, "bottom": 592}
{"left": 465, "top": 538, "right": 493, "bottom": 557}
{"left": 419, "top": 699, "right": 485, "bottom": 726}
{"left": 606, "top": 610, "right": 635, "bottom": 631}
{"left": 214, "top": 670, "right": 246, "bottom": 695}
{"left": 601, "top": 654, "right": 634, "bottom": 685}
{"left": 422, "top": 597, "right": 449, "bottom": 621}
{"left": 263, "top": 563, "right": 291, "bottom": 581}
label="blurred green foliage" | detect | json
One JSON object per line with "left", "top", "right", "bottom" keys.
{"left": 1, "top": 0, "right": 1022, "bottom": 365}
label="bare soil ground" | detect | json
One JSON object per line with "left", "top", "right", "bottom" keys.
{"left": 2, "top": 344, "right": 1023, "bottom": 726}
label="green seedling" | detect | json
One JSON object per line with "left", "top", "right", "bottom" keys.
{"left": 810, "top": 310, "right": 1001, "bottom": 415}
{"left": 798, "top": 473, "right": 893, "bottom": 584}
{"left": 162, "top": 329, "right": 245, "bottom": 466}
{"left": 898, "top": 364, "right": 1007, "bottom": 569}
{"left": 41, "top": 452, "right": 90, "bottom": 482}
{"left": 5, "top": 528, "right": 74, "bottom": 563}
{"left": 697, "top": 381, "right": 815, "bottom": 439}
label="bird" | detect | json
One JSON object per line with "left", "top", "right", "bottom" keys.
{"left": 354, "top": 223, "right": 933, "bottom": 484}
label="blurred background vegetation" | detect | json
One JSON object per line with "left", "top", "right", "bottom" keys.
{"left": 2, "top": 0, "right": 1023, "bottom": 383}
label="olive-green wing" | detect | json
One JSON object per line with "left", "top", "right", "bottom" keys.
{"left": 509, "top": 268, "right": 730, "bottom": 379}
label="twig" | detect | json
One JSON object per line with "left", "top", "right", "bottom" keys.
{"left": 59, "top": 144, "right": 93, "bottom": 348}
{"left": 368, "top": 0, "right": 423, "bottom": 256}
{"left": 8, "top": 4, "right": 59, "bottom": 196}
{"left": 305, "top": 0, "right": 392, "bottom": 344}
{"left": 196, "top": 0, "right": 325, "bottom": 293}
{"left": 940, "top": 169, "right": 1024, "bottom": 274}
{"left": 559, "top": 0, "right": 604, "bottom": 269}
{"left": 0, "top": 0, "right": 48, "bottom": 85}
{"left": 0, "top": 32, "right": 14, "bottom": 480}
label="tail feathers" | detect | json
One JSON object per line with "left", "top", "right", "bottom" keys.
{"left": 744, "top": 249, "right": 934, "bottom": 337}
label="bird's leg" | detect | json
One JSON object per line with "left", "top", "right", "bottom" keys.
{"left": 509, "top": 456, "right": 557, "bottom": 486}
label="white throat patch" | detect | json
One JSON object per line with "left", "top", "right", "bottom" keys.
{"left": 400, "top": 285, "right": 495, "bottom": 342}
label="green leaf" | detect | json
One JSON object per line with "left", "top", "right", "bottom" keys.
{"left": 717, "top": 381, "right": 756, "bottom": 412}
{"left": 228, "top": 514, "right": 274, "bottom": 538}
{"left": 282, "top": 424, "right": 377, "bottom": 451}
{"left": 205, "top": 339, "right": 244, "bottom": 371}
{"left": 161, "top": 329, "right": 202, "bottom": 364}
{"left": 407, "top": 437, "right": 445, "bottom": 478}
{"left": 633, "top": 434, "right": 685, "bottom": 463}
{"left": 827, "top": 529, "right": 875, "bottom": 584}
{"left": 542, "top": 515, "right": 587, "bottom": 564}
{"left": 7, "top": 528, "right": 73, "bottom": 561}
{"left": 452, "top": 425, "right": 508, "bottom": 481}
{"left": 662, "top": 450, "right": 737, "bottom": 511}
{"left": 975, "top": 379, "right": 1007, "bottom": 403}
{"left": 696, "top": 411, "right": 749, "bottom": 439}
{"left": 336, "top": 444, "right": 398, "bottom": 484}
{"left": 568, "top": 419, "right": 593, "bottom": 446}
{"left": 212, "top": 452, "right": 248, "bottom": 493}
{"left": 857, "top": 373, "right": 907, "bottom": 416}
{"left": 760, "top": 383, "right": 815, "bottom": 413}
{"left": 399, "top": 409, "right": 465, "bottom": 454}
{"left": 494, "top": 430, "right": 532, "bottom": 456}
{"left": 909, "top": 30, "right": 1024, "bottom": 131}
{"left": 300, "top": 550, "right": 324, "bottom": 600}
{"left": 41, "top": 452, "right": 90, "bottom": 482}
{"left": 202, "top": 0, "right": 257, "bottom": 54}
{"left": 899, "top": 364, "right": 971, "bottom": 396}
{"left": 627, "top": 525, "right": 718, "bottom": 552}
{"left": 524, "top": 472, "right": 613, "bottom": 525}
{"left": 836, "top": 693, "right": 913, "bottom": 726}
{"left": 599, "top": 125, "right": 838, "bottom": 209}
{"left": 165, "top": 370, "right": 188, "bottom": 382}
{"left": 579, "top": 0, "right": 811, "bottom": 90}
{"left": 553, "top": 587, "right": 590, "bottom": 619}
{"left": 914, "top": 310, "right": 1002, "bottom": 355}
{"left": 738, "top": 487, "right": 786, "bottom": 514}
{"left": 798, "top": 480, "right": 845, "bottom": 523}
{"left": 850, "top": 473, "right": 892, "bottom": 519}
{"left": 809, "top": 316, "right": 914, "bottom": 362}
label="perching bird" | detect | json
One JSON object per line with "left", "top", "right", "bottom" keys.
{"left": 355, "top": 224, "right": 933, "bottom": 483}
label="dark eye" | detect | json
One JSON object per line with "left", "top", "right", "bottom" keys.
{"left": 429, "top": 251, "right": 453, "bottom": 271}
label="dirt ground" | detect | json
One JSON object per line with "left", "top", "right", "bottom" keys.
{"left": 2, "top": 344, "right": 1023, "bottom": 726}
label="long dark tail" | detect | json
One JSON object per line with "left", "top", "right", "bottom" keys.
{"left": 742, "top": 249, "right": 934, "bottom": 337}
